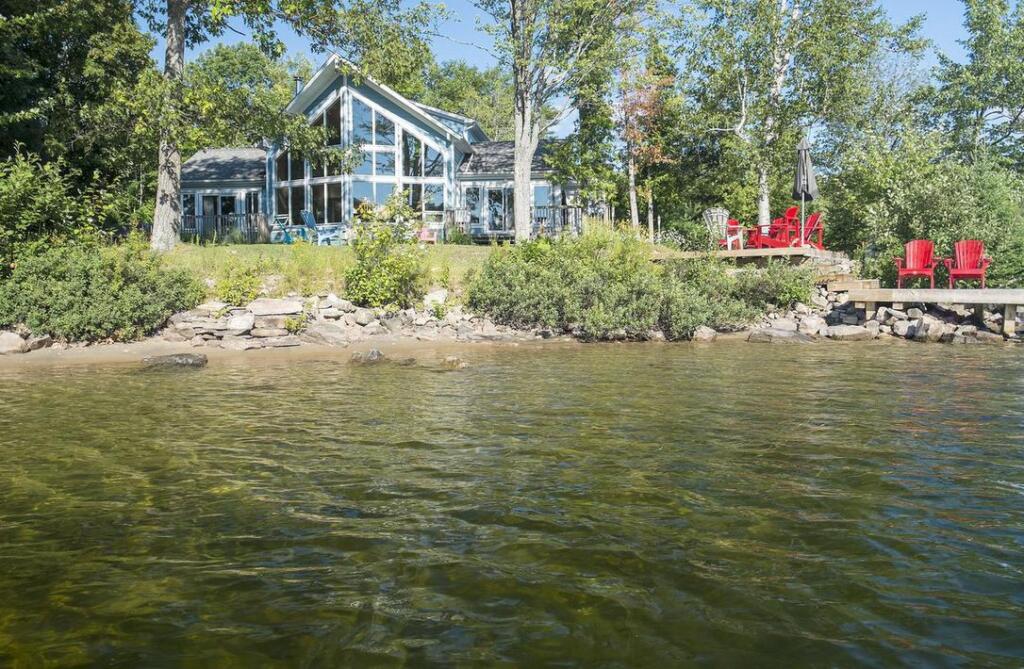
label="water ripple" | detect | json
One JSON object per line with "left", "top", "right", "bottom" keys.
{"left": 0, "top": 344, "right": 1022, "bottom": 666}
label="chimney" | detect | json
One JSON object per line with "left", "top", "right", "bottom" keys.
{"left": 293, "top": 76, "right": 303, "bottom": 96}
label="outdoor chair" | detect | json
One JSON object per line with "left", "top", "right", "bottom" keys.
{"left": 895, "top": 239, "right": 940, "bottom": 288}
{"left": 717, "top": 218, "right": 746, "bottom": 250}
{"left": 790, "top": 212, "right": 824, "bottom": 250}
{"left": 771, "top": 206, "right": 799, "bottom": 233}
{"left": 945, "top": 239, "right": 992, "bottom": 288}
{"left": 417, "top": 226, "right": 439, "bottom": 244}
{"left": 300, "top": 210, "right": 344, "bottom": 246}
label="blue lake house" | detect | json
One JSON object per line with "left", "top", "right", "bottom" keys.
{"left": 180, "top": 55, "right": 581, "bottom": 243}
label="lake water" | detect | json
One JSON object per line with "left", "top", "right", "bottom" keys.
{"left": 1, "top": 343, "right": 1023, "bottom": 666}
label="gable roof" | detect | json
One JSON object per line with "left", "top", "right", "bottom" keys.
{"left": 458, "top": 140, "right": 562, "bottom": 177}
{"left": 413, "top": 102, "right": 491, "bottom": 142}
{"left": 181, "top": 147, "right": 266, "bottom": 184}
{"left": 286, "top": 54, "right": 475, "bottom": 153}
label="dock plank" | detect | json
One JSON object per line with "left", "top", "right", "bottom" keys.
{"left": 846, "top": 288, "right": 1024, "bottom": 305}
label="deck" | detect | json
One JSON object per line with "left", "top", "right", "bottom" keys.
{"left": 847, "top": 288, "right": 1024, "bottom": 336}
{"left": 669, "top": 247, "right": 849, "bottom": 262}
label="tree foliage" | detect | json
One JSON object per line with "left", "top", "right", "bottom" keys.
{"left": 420, "top": 61, "right": 519, "bottom": 140}
{"left": 931, "top": 0, "right": 1024, "bottom": 165}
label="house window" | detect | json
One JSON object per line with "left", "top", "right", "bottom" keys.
{"left": 245, "top": 192, "right": 259, "bottom": 214}
{"left": 312, "top": 184, "right": 325, "bottom": 224}
{"left": 182, "top": 194, "right": 196, "bottom": 217}
{"left": 424, "top": 146, "right": 443, "bottom": 177}
{"left": 275, "top": 187, "right": 288, "bottom": 217}
{"left": 276, "top": 152, "right": 289, "bottom": 181}
{"left": 327, "top": 183, "right": 343, "bottom": 224}
{"left": 464, "top": 187, "right": 481, "bottom": 229}
{"left": 534, "top": 185, "right": 552, "bottom": 207}
{"left": 375, "top": 183, "right": 395, "bottom": 205}
{"left": 407, "top": 184, "right": 422, "bottom": 211}
{"left": 289, "top": 152, "right": 304, "bottom": 182}
{"left": 220, "top": 196, "right": 236, "bottom": 216}
{"left": 375, "top": 151, "right": 396, "bottom": 176}
{"left": 290, "top": 185, "right": 304, "bottom": 224}
{"left": 352, "top": 98, "right": 373, "bottom": 145}
{"left": 424, "top": 184, "right": 444, "bottom": 212}
{"left": 326, "top": 99, "right": 341, "bottom": 146}
{"left": 352, "top": 181, "right": 373, "bottom": 215}
{"left": 375, "top": 112, "right": 395, "bottom": 146}
{"left": 354, "top": 151, "right": 373, "bottom": 176}
{"left": 403, "top": 134, "right": 422, "bottom": 177}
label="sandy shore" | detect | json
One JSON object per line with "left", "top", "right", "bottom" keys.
{"left": 0, "top": 334, "right": 594, "bottom": 372}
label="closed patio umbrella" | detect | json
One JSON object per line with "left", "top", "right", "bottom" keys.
{"left": 792, "top": 137, "right": 819, "bottom": 246}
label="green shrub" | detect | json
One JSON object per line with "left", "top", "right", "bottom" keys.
{"left": 445, "top": 228, "right": 475, "bottom": 245}
{"left": 468, "top": 234, "right": 813, "bottom": 341}
{"left": 214, "top": 254, "right": 266, "bottom": 305}
{"left": 0, "top": 149, "right": 87, "bottom": 270}
{"left": 344, "top": 191, "right": 425, "bottom": 309}
{"left": 732, "top": 260, "right": 814, "bottom": 309}
{"left": 468, "top": 229, "right": 662, "bottom": 339}
{"left": 0, "top": 237, "right": 203, "bottom": 341}
{"left": 659, "top": 259, "right": 758, "bottom": 339}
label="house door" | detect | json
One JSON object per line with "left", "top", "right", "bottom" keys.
{"left": 486, "top": 187, "right": 514, "bottom": 232}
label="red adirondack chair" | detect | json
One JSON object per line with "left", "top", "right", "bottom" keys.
{"left": 894, "top": 239, "right": 939, "bottom": 288}
{"left": 944, "top": 239, "right": 991, "bottom": 288}
{"left": 791, "top": 212, "right": 824, "bottom": 250}
{"left": 771, "top": 206, "right": 799, "bottom": 230}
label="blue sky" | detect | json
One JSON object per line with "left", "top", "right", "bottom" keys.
{"left": 153, "top": 0, "right": 971, "bottom": 135}
{"left": 164, "top": 0, "right": 970, "bottom": 66}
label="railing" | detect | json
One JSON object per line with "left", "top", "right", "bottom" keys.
{"left": 446, "top": 206, "right": 584, "bottom": 240}
{"left": 180, "top": 214, "right": 271, "bottom": 243}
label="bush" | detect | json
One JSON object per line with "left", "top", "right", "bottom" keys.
{"left": 445, "top": 228, "right": 475, "bottom": 245}
{"left": 214, "top": 253, "right": 266, "bottom": 305}
{"left": 0, "top": 237, "right": 203, "bottom": 341}
{"left": 468, "top": 233, "right": 815, "bottom": 341}
{"left": 732, "top": 260, "right": 814, "bottom": 309}
{"left": 343, "top": 191, "right": 425, "bottom": 308}
{"left": 468, "top": 229, "right": 662, "bottom": 339}
{"left": 0, "top": 149, "right": 87, "bottom": 270}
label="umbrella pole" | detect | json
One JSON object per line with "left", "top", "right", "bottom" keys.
{"left": 800, "top": 193, "right": 805, "bottom": 247}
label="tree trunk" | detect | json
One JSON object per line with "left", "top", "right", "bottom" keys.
{"left": 757, "top": 165, "right": 771, "bottom": 230}
{"left": 646, "top": 187, "right": 655, "bottom": 239}
{"left": 510, "top": 0, "right": 540, "bottom": 244}
{"left": 627, "top": 153, "right": 639, "bottom": 229}
{"left": 512, "top": 112, "right": 540, "bottom": 244}
{"left": 150, "top": 0, "right": 186, "bottom": 252}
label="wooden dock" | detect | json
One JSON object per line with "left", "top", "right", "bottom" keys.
{"left": 847, "top": 288, "right": 1024, "bottom": 336}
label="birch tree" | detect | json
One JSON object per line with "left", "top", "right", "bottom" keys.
{"left": 136, "top": 0, "right": 438, "bottom": 251}
{"left": 472, "top": 0, "right": 649, "bottom": 242}
{"left": 678, "top": 0, "right": 919, "bottom": 228}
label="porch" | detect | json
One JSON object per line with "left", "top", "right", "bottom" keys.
{"left": 180, "top": 213, "right": 271, "bottom": 243}
{"left": 447, "top": 205, "right": 584, "bottom": 241}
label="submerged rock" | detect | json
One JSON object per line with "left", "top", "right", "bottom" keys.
{"left": 351, "top": 349, "right": 386, "bottom": 364}
{"left": 691, "top": 326, "right": 717, "bottom": 343}
{"left": 142, "top": 353, "right": 208, "bottom": 368}
{"left": 826, "top": 325, "right": 875, "bottom": 342}
{"left": 442, "top": 355, "right": 469, "bottom": 369}
{"left": 746, "top": 328, "right": 816, "bottom": 344}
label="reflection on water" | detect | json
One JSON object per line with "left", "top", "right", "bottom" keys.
{"left": 1, "top": 344, "right": 1023, "bottom": 666}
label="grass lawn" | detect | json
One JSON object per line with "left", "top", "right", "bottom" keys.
{"left": 164, "top": 242, "right": 494, "bottom": 299}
